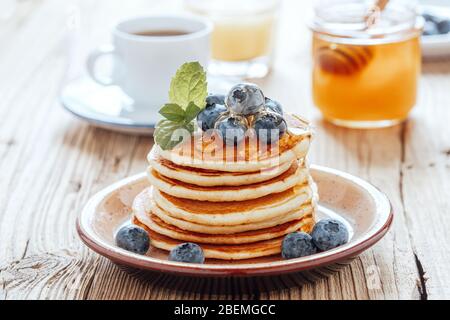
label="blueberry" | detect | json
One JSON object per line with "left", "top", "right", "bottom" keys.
{"left": 226, "top": 83, "right": 265, "bottom": 115}
{"left": 282, "top": 232, "right": 317, "bottom": 259}
{"left": 197, "top": 96, "right": 227, "bottom": 131}
{"left": 206, "top": 94, "right": 225, "bottom": 106}
{"left": 437, "top": 20, "right": 450, "bottom": 34}
{"left": 265, "top": 97, "right": 283, "bottom": 115}
{"left": 115, "top": 225, "right": 150, "bottom": 255}
{"left": 422, "top": 13, "right": 440, "bottom": 24}
{"left": 311, "top": 219, "right": 349, "bottom": 251}
{"left": 169, "top": 242, "right": 205, "bottom": 263}
{"left": 216, "top": 116, "right": 247, "bottom": 146}
{"left": 423, "top": 21, "right": 440, "bottom": 36}
{"left": 254, "top": 113, "right": 287, "bottom": 144}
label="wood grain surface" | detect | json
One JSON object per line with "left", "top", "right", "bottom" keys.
{"left": 0, "top": 0, "right": 449, "bottom": 300}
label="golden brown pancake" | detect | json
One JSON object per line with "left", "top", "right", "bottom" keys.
{"left": 133, "top": 217, "right": 315, "bottom": 260}
{"left": 148, "top": 152, "right": 295, "bottom": 186}
{"left": 157, "top": 183, "right": 308, "bottom": 214}
{"left": 133, "top": 188, "right": 314, "bottom": 239}
{"left": 136, "top": 210, "right": 314, "bottom": 244}
{"left": 151, "top": 160, "right": 298, "bottom": 191}
{"left": 150, "top": 118, "right": 312, "bottom": 172}
{"left": 147, "top": 161, "right": 310, "bottom": 201}
{"left": 152, "top": 183, "right": 315, "bottom": 226}
{"left": 151, "top": 202, "right": 314, "bottom": 234}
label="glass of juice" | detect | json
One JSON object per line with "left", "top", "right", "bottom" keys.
{"left": 310, "top": 0, "right": 423, "bottom": 128}
{"left": 185, "top": 0, "right": 281, "bottom": 78}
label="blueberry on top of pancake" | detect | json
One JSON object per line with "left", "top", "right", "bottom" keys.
{"left": 226, "top": 83, "right": 265, "bottom": 116}
{"left": 201, "top": 83, "right": 288, "bottom": 147}
{"left": 153, "top": 62, "right": 309, "bottom": 152}
{"left": 196, "top": 94, "right": 227, "bottom": 131}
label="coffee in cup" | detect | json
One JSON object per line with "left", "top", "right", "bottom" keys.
{"left": 86, "top": 15, "right": 213, "bottom": 119}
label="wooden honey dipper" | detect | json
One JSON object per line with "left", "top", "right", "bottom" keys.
{"left": 316, "top": 0, "right": 389, "bottom": 76}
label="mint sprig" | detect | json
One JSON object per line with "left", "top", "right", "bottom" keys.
{"left": 154, "top": 62, "right": 207, "bottom": 150}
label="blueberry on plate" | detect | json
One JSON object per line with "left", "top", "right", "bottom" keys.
{"left": 115, "top": 225, "right": 150, "bottom": 255}
{"left": 169, "top": 242, "right": 205, "bottom": 264}
{"left": 216, "top": 116, "right": 247, "bottom": 146}
{"left": 265, "top": 97, "right": 283, "bottom": 115}
{"left": 281, "top": 232, "right": 317, "bottom": 259}
{"left": 254, "top": 112, "right": 287, "bottom": 144}
{"left": 226, "top": 83, "right": 265, "bottom": 115}
{"left": 197, "top": 95, "right": 227, "bottom": 131}
{"left": 311, "top": 219, "right": 349, "bottom": 251}
{"left": 437, "top": 20, "right": 450, "bottom": 34}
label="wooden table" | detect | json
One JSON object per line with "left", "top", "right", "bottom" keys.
{"left": 1, "top": 0, "right": 449, "bottom": 300}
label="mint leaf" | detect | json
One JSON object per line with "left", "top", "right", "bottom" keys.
{"left": 184, "top": 102, "right": 201, "bottom": 123}
{"left": 154, "top": 120, "right": 184, "bottom": 151}
{"left": 169, "top": 62, "right": 207, "bottom": 109}
{"left": 159, "top": 103, "right": 185, "bottom": 122}
{"left": 154, "top": 119, "right": 195, "bottom": 151}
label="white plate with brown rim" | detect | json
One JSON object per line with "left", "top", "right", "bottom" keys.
{"left": 77, "top": 165, "right": 393, "bottom": 278}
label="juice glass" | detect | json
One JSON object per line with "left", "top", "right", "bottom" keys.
{"left": 310, "top": 0, "right": 423, "bottom": 128}
{"left": 185, "top": 0, "right": 281, "bottom": 78}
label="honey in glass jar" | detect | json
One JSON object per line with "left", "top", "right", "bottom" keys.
{"left": 310, "top": 0, "right": 423, "bottom": 128}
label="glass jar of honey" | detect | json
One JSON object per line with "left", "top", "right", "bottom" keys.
{"left": 310, "top": 0, "right": 423, "bottom": 128}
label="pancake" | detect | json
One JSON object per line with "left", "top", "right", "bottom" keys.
{"left": 151, "top": 113, "right": 313, "bottom": 174}
{"left": 148, "top": 152, "right": 295, "bottom": 186}
{"left": 147, "top": 161, "right": 309, "bottom": 202}
{"left": 152, "top": 183, "right": 315, "bottom": 226}
{"left": 135, "top": 210, "right": 313, "bottom": 245}
{"left": 133, "top": 217, "right": 315, "bottom": 260}
{"left": 150, "top": 132, "right": 311, "bottom": 173}
{"left": 151, "top": 203, "right": 314, "bottom": 234}
{"left": 133, "top": 189, "right": 314, "bottom": 245}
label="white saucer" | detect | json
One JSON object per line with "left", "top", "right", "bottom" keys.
{"left": 61, "top": 76, "right": 238, "bottom": 135}
{"left": 421, "top": 5, "right": 450, "bottom": 59}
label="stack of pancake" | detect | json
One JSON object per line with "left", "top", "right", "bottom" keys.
{"left": 133, "top": 121, "right": 317, "bottom": 260}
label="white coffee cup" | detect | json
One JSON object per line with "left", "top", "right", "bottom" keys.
{"left": 86, "top": 15, "right": 212, "bottom": 117}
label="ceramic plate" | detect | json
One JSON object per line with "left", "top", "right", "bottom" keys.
{"left": 77, "top": 165, "right": 393, "bottom": 277}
